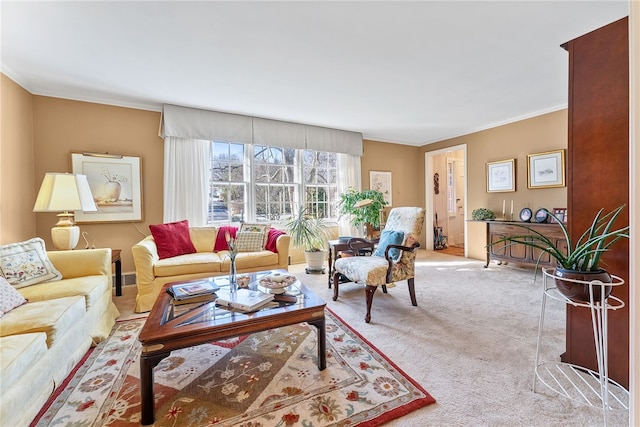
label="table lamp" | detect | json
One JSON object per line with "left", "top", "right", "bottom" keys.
{"left": 33, "top": 173, "right": 97, "bottom": 250}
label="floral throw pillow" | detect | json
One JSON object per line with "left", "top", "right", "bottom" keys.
{"left": 239, "top": 223, "right": 270, "bottom": 249}
{"left": 0, "top": 237, "right": 62, "bottom": 289}
{"left": 0, "top": 276, "right": 27, "bottom": 317}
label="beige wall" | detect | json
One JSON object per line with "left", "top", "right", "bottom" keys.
{"left": 0, "top": 74, "right": 36, "bottom": 243}
{"left": 31, "top": 96, "right": 164, "bottom": 274}
{"left": 420, "top": 110, "right": 569, "bottom": 260}
{"left": 1, "top": 72, "right": 570, "bottom": 271}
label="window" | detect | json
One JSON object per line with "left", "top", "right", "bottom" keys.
{"left": 209, "top": 142, "right": 337, "bottom": 224}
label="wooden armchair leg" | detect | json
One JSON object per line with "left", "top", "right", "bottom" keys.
{"left": 332, "top": 271, "right": 341, "bottom": 301}
{"left": 365, "top": 285, "right": 378, "bottom": 323}
{"left": 407, "top": 277, "right": 417, "bottom": 306}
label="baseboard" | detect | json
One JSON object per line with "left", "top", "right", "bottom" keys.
{"left": 113, "top": 273, "right": 137, "bottom": 287}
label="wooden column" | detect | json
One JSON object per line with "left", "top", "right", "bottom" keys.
{"left": 563, "top": 17, "right": 630, "bottom": 387}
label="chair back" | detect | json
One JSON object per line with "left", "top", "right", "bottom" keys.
{"left": 385, "top": 207, "right": 425, "bottom": 263}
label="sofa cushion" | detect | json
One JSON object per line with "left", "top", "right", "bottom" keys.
{"left": 265, "top": 228, "right": 286, "bottom": 253}
{"left": 18, "top": 275, "right": 108, "bottom": 312}
{"left": 220, "top": 250, "right": 279, "bottom": 271}
{"left": 0, "top": 277, "right": 27, "bottom": 317}
{"left": 0, "top": 238, "right": 62, "bottom": 288}
{"left": 154, "top": 252, "right": 223, "bottom": 277}
{"left": 239, "top": 223, "right": 270, "bottom": 248}
{"left": 0, "top": 296, "right": 85, "bottom": 347}
{"left": 189, "top": 227, "right": 217, "bottom": 253}
{"left": 236, "top": 231, "right": 265, "bottom": 252}
{"left": 149, "top": 219, "right": 197, "bottom": 259}
{"left": 213, "top": 225, "right": 237, "bottom": 252}
{"left": 0, "top": 333, "right": 48, "bottom": 390}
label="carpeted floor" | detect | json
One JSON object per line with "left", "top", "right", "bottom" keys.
{"left": 111, "top": 250, "right": 628, "bottom": 426}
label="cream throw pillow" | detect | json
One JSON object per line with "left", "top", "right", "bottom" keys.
{"left": 235, "top": 231, "right": 266, "bottom": 252}
{"left": 0, "top": 238, "right": 62, "bottom": 288}
{"left": 239, "top": 223, "right": 270, "bottom": 249}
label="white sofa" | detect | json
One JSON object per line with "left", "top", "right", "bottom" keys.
{"left": 0, "top": 247, "right": 120, "bottom": 427}
{"left": 132, "top": 226, "right": 290, "bottom": 312}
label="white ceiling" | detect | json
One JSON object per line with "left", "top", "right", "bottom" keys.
{"left": 0, "top": 1, "right": 629, "bottom": 146}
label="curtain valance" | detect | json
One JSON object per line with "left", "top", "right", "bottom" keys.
{"left": 160, "top": 104, "right": 362, "bottom": 156}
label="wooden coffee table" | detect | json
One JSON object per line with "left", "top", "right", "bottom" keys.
{"left": 137, "top": 269, "right": 327, "bottom": 425}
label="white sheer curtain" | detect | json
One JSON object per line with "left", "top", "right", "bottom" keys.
{"left": 163, "top": 136, "right": 211, "bottom": 226}
{"left": 337, "top": 153, "right": 362, "bottom": 237}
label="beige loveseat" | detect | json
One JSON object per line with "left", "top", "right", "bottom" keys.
{"left": 0, "top": 247, "right": 119, "bottom": 427}
{"left": 132, "top": 226, "right": 290, "bottom": 312}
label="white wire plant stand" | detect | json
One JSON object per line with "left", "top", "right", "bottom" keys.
{"left": 534, "top": 268, "right": 628, "bottom": 426}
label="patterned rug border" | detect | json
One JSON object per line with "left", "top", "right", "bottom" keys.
{"left": 31, "top": 309, "right": 435, "bottom": 426}
{"left": 325, "top": 308, "right": 436, "bottom": 426}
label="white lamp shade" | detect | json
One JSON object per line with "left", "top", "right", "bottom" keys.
{"left": 33, "top": 173, "right": 97, "bottom": 213}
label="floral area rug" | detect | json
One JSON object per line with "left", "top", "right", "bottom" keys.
{"left": 33, "top": 310, "right": 435, "bottom": 426}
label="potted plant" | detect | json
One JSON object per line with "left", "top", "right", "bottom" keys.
{"left": 337, "top": 188, "right": 388, "bottom": 237}
{"left": 285, "top": 207, "right": 329, "bottom": 272}
{"left": 490, "top": 205, "right": 629, "bottom": 302}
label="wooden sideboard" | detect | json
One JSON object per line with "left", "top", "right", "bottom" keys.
{"left": 480, "top": 220, "right": 566, "bottom": 268}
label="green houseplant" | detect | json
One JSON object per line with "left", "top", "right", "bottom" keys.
{"left": 337, "top": 188, "right": 388, "bottom": 235}
{"left": 491, "top": 205, "right": 629, "bottom": 302}
{"left": 285, "top": 207, "right": 329, "bottom": 272}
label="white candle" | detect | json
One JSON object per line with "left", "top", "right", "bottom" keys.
{"left": 502, "top": 200, "right": 506, "bottom": 215}
{"left": 510, "top": 200, "right": 514, "bottom": 216}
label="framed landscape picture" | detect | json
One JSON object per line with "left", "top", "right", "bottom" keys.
{"left": 71, "top": 152, "right": 143, "bottom": 223}
{"left": 527, "top": 149, "right": 565, "bottom": 189}
{"left": 486, "top": 159, "right": 516, "bottom": 192}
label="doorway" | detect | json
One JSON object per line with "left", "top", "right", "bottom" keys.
{"left": 425, "top": 144, "right": 467, "bottom": 256}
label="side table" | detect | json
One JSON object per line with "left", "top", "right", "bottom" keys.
{"left": 111, "top": 249, "right": 122, "bottom": 296}
{"left": 327, "top": 239, "right": 376, "bottom": 288}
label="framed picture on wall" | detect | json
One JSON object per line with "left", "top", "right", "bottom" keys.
{"left": 486, "top": 158, "right": 516, "bottom": 192}
{"left": 527, "top": 149, "right": 565, "bottom": 189}
{"left": 71, "top": 152, "right": 143, "bottom": 223}
{"left": 370, "top": 171, "right": 392, "bottom": 205}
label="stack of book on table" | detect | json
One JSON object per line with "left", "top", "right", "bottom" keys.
{"left": 167, "top": 281, "right": 219, "bottom": 305}
{"left": 214, "top": 288, "right": 275, "bottom": 312}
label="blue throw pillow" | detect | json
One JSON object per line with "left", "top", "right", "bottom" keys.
{"left": 373, "top": 230, "right": 404, "bottom": 261}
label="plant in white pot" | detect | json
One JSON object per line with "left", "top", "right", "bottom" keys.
{"left": 285, "top": 207, "right": 329, "bottom": 273}
{"left": 490, "top": 205, "right": 629, "bottom": 302}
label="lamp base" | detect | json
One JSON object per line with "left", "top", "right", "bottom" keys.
{"left": 51, "top": 225, "right": 80, "bottom": 250}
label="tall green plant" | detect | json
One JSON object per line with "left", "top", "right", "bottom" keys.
{"left": 284, "top": 207, "right": 328, "bottom": 252}
{"left": 491, "top": 205, "right": 629, "bottom": 272}
{"left": 337, "top": 188, "right": 387, "bottom": 228}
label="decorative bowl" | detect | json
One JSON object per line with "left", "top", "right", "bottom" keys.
{"left": 259, "top": 275, "right": 297, "bottom": 294}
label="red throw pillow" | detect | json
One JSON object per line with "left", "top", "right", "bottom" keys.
{"left": 265, "top": 228, "right": 286, "bottom": 253}
{"left": 149, "top": 220, "right": 197, "bottom": 259}
{"left": 213, "top": 225, "right": 238, "bottom": 252}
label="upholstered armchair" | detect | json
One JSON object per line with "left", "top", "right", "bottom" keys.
{"left": 332, "top": 207, "right": 426, "bottom": 323}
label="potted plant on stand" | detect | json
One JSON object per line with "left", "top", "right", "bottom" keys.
{"left": 337, "top": 188, "right": 388, "bottom": 239}
{"left": 490, "top": 205, "right": 629, "bottom": 302}
{"left": 285, "top": 207, "right": 329, "bottom": 274}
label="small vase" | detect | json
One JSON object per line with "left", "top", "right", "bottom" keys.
{"left": 229, "top": 258, "right": 237, "bottom": 295}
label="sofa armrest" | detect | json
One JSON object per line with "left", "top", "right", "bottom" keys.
{"left": 132, "top": 236, "right": 159, "bottom": 286}
{"left": 276, "top": 234, "right": 291, "bottom": 267}
{"left": 47, "top": 248, "right": 112, "bottom": 285}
